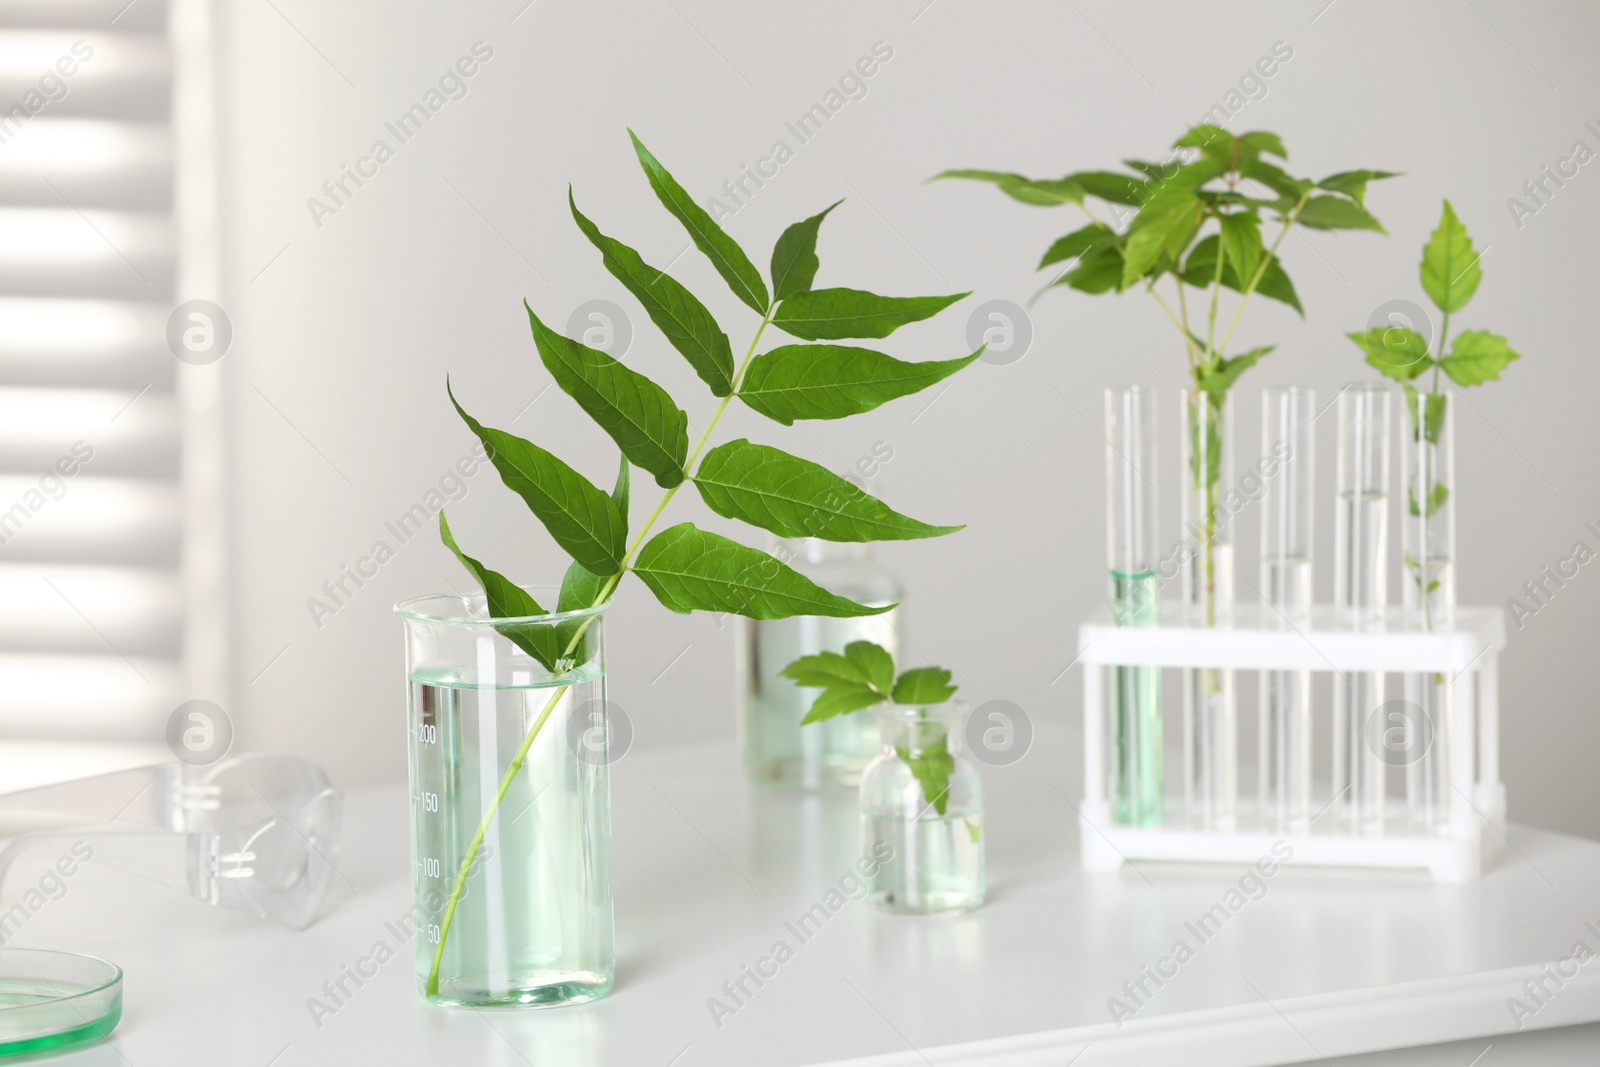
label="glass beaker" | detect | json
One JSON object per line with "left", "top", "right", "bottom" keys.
{"left": 396, "top": 592, "right": 613, "bottom": 1008}
{"left": 859, "top": 701, "right": 984, "bottom": 915}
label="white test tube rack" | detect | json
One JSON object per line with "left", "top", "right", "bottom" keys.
{"left": 1076, "top": 603, "right": 1506, "bottom": 882}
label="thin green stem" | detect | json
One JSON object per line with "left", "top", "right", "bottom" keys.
{"left": 425, "top": 308, "right": 775, "bottom": 996}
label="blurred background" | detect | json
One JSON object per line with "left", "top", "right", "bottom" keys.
{"left": 1, "top": 0, "right": 1595, "bottom": 837}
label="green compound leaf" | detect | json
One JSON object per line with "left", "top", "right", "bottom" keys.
{"left": 693, "top": 438, "right": 962, "bottom": 542}
{"left": 770, "top": 200, "right": 841, "bottom": 301}
{"left": 449, "top": 382, "right": 625, "bottom": 576}
{"left": 896, "top": 740, "right": 955, "bottom": 815}
{"left": 1296, "top": 195, "right": 1387, "bottom": 233}
{"left": 784, "top": 640, "right": 898, "bottom": 724}
{"left": 892, "top": 666, "right": 958, "bottom": 706}
{"left": 630, "top": 129, "right": 768, "bottom": 315}
{"left": 438, "top": 511, "right": 560, "bottom": 671}
{"left": 772, "top": 287, "right": 969, "bottom": 342}
{"left": 1419, "top": 200, "right": 1482, "bottom": 314}
{"left": 1348, "top": 326, "right": 1432, "bottom": 382}
{"left": 526, "top": 302, "right": 688, "bottom": 489}
{"left": 631, "top": 523, "right": 891, "bottom": 619}
{"left": 1441, "top": 329, "right": 1519, "bottom": 386}
{"left": 929, "top": 169, "right": 1086, "bottom": 206}
{"left": 738, "top": 344, "right": 981, "bottom": 425}
{"left": 569, "top": 188, "right": 735, "bottom": 395}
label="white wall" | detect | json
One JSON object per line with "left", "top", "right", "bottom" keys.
{"left": 217, "top": 0, "right": 1600, "bottom": 838}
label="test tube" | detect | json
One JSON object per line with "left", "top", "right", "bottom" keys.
{"left": 1179, "top": 389, "right": 1236, "bottom": 830}
{"left": 1105, "top": 386, "right": 1163, "bottom": 826}
{"left": 1259, "top": 387, "right": 1314, "bottom": 831}
{"left": 1333, "top": 384, "right": 1390, "bottom": 830}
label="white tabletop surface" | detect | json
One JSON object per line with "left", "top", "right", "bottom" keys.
{"left": 11, "top": 726, "right": 1600, "bottom": 1067}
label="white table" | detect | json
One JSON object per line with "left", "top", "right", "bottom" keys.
{"left": 10, "top": 728, "right": 1600, "bottom": 1066}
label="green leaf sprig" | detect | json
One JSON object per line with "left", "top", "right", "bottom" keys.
{"left": 1346, "top": 200, "right": 1522, "bottom": 624}
{"left": 426, "top": 131, "right": 980, "bottom": 994}
{"left": 782, "top": 640, "right": 960, "bottom": 815}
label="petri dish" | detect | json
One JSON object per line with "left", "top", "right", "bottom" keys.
{"left": 0, "top": 950, "right": 120, "bottom": 1060}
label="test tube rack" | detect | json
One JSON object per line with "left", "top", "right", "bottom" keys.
{"left": 1076, "top": 603, "right": 1506, "bottom": 882}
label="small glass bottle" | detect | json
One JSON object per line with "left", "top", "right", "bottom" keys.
{"left": 1333, "top": 383, "right": 1391, "bottom": 831}
{"left": 737, "top": 541, "right": 903, "bottom": 789}
{"left": 860, "top": 700, "right": 984, "bottom": 914}
{"left": 1105, "top": 385, "right": 1162, "bottom": 826}
{"left": 1259, "top": 386, "right": 1315, "bottom": 831}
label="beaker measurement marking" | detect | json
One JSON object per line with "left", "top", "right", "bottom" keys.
{"left": 418, "top": 791, "right": 439, "bottom": 813}
{"left": 416, "top": 722, "right": 437, "bottom": 744}
{"left": 421, "top": 857, "right": 441, "bottom": 878}
{"left": 425, "top": 923, "right": 440, "bottom": 944}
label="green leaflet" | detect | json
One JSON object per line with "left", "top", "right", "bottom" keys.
{"left": 929, "top": 169, "right": 1085, "bottom": 205}
{"left": 1218, "top": 212, "right": 1263, "bottom": 285}
{"left": 1441, "top": 329, "right": 1519, "bottom": 386}
{"left": 448, "top": 383, "right": 625, "bottom": 576}
{"left": 1296, "top": 195, "right": 1386, "bottom": 233}
{"left": 1180, "top": 235, "right": 1303, "bottom": 315}
{"left": 1409, "top": 480, "right": 1450, "bottom": 518}
{"left": 896, "top": 740, "right": 955, "bottom": 815}
{"left": 892, "top": 666, "right": 958, "bottom": 705}
{"left": 631, "top": 523, "right": 889, "bottom": 619}
{"left": 800, "top": 685, "right": 885, "bottom": 724}
{"left": 1066, "top": 170, "right": 1149, "bottom": 206}
{"left": 630, "top": 130, "right": 768, "bottom": 314}
{"left": 739, "top": 344, "right": 981, "bottom": 425}
{"left": 770, "top": 200, "right": 841, "bottom": 301}
{"left": 1054, "top": 245, "right": 1124, "bottom": 294}
{"left": 525, "top": 301, "right": 688, "bottom": 489}
{"left": 1121, "top": 188, "right": 1205, "bottom": 286}
{"left": 554, "top": 455, "right": 629, "bottom": 649}
{"left": 1039, "top": 223, "right": 1118, "bottom": 269}
{"left": 568, "top": 189, "right": 735, "bottom": 395}
{"left": 1317, "top": 169, "right": 1402, "bottom": 208}
{"left": 438, "top": 511, "right": 561, "bottom": 670}
{"left": 1196, "top": 346, "right": 1275, "bottom": 404}
{"left": 1420, "top": 200, "right": 1482, "bottom": 314}
{"left": 693, "top": 438, "right": 962, "bottom": 542}
{"left": 1402, "top": 385, "right": 1448, "bottom": 445}
{"left": 771, "top": 287, "right": 969, "bottom": 341}
{"left": 1238, "top": 157, "right": 1312, "bottom": 203}
{"left": 1348, "top": 325, "right": 1431, "bottom": 382}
